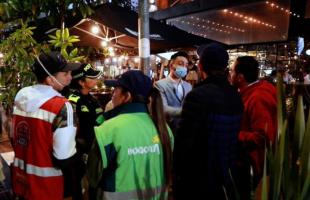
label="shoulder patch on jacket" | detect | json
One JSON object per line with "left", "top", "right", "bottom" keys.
{"left": 68, "top": 94, "right": 80, "bottom": 103}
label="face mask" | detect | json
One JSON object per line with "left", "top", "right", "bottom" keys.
{"left": 174, "top": 66, "right": 187, "bottom": 78}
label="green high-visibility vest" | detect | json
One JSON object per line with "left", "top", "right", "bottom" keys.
{"left": 95, "top": 110, "right": 173, "bottom": 200}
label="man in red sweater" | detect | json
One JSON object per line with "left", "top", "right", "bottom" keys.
{"left": 230, "top": 56, "right": 277, "bottom": 199}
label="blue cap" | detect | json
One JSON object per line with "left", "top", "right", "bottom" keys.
{"left": 104, "top": 70, "right": 152, "bottom": 99}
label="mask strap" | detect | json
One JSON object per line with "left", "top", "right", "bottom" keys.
{"left": 35, "top": 55, "right": 65, "bottom": 88}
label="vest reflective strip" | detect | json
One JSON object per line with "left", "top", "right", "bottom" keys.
{"left": 13, "top": 158, "right": 62, "bottom": 177}
{"left": 104, "top": 186, "right": 167, "bottom": 200}
{"left": 13, "top": 108, "right": 56, "bottom": 123}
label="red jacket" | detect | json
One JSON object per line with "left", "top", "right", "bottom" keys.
{"left": 12, "top": 96, "right": 67, "bottom": 200}
{"left": 239, "top": 80, "right": 277, "bottom": 180}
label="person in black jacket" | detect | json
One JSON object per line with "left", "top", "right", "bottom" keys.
{"left": 68, "top": 63, "right": 103, "bottom": 200}
{"left": 173, "top": 43, "right": 243, "bottom": 200}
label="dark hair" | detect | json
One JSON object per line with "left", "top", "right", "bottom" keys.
{"left": 170, "top": 51, "right": 189, "bottom": 61}
{"left": 118, "top": 85, "right": 149, "bottom": 104}
{"left": 69, "top": 76, "right": 86, "bottom": 90}
{"left": 198, "top": 43, "right": 229, "bottom": 73}
{"left": 235, "top": 56, "right": 259, "bottom": 83}
{"left": 35, "top": 71, "right": 60, "bottom": 83}
{"left": 35, "top": 73, "right": 49, "bottom": 83}
{"left": 149, "top": 88, "right": 172, "bottom": 188}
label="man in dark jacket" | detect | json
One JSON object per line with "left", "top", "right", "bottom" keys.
{"left": 173, "top": 43, "right": 243, "bottom": 200}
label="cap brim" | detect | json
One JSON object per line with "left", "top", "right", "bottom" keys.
{"left": 104, "top": 79, "right": 120, "bottom": 87}
{"left": 62, "top": 63, "right": 82, "bottom": 72}
{"left": 86, "top": 70, "right": 103, "bottom": 79}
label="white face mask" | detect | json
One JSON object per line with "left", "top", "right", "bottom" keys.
{"left": 35, "top": 56, "right": 65, "bottom": 88}
{"left": 174, "top": 66, "right": 188, "bottom": 78}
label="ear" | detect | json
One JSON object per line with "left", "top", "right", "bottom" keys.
{"left": 124, "top": 92, "right": 132, "bottom": 103}
{"left": 46, "top": 76, "right": 54, "bottom": 86}
{"left": 237, "top": 73, "right": 245, "bottom": 83}
{"left": 169, "top": 62, "right": 174, "bottom": 70}
{"left": 78, "top": 79, "right": 85, "bottom": 88}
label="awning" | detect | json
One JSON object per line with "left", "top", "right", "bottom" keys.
{"left": 151, "top": 0, "right": 309, "bottom": 45}
{"left": 69, "top": 4, "right": 216, "bottom": 53}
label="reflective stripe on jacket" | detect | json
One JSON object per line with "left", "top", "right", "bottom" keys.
{"left": 12, "top": 96, "right": 67, "bottom": 200}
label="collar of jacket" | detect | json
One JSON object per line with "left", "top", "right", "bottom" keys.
{"left": 104, "top": 103, "right": 148, "bottom": 120}
{"left": 199, "top": 74, "right": 230, "bottom": 86}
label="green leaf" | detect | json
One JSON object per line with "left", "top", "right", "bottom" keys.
{"left": 68, "top": 38, "right": 80, "bottom": 43}
{"left": 54, "top": 41, "right": 62, "bottom": 48}
{"left": 48, "top": 35, "right": 57, "bottom": 40}
{"left": 273, "top": 120, "right": 287, "bottom": 200}
{"left": 69, "top": 48, "right": 78, "bottom": 57}
{"left": 276, "top": 72, "right": 284, "bottom": 142}
{"left": 301, "top": 173, "right": 310, "bottom": 200}
{"left": 56, "top": 29, "right": 61, "bottom": 38}
{"left": 301, "top": 174, "right": 310, "bottom": 200}
{"left": 48, "top": 40, "right": 56, "bottom": 44}
{"left": 261, "top": 147, "right": 268, "bottom": 200}
{"left": 301, "top": 108, "right": 310, "bottom": 187}
{"left": 294, "top": 95, "right": 305, "bottom": 151}
{"left": 64, "top": 28, "right": 69, "bottom": 40}
{"left": 61, "top": 48, "right": 69, "bottom": 59}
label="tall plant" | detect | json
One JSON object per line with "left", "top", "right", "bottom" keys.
{"left": 259, "top": 74, "right": 310, "bottom": 199}
{"left": 0, "top": 0, "right": 96, "bottom": 110}
{"left": 0, "top": 21, "right": 46, "bottom": 110}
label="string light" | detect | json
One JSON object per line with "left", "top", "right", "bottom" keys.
{"left": 223, "top": 9, "right": 276, "bottom": 29}
{"left": 189, "top": 16, "right": 245, "bottom": 32}
{"left": 266, "top": 1, "right": 300, "bottom": 18}
{"left": 173, "top": 18, "right": 243, "bottom": 35}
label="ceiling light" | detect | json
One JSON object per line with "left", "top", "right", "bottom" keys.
{"left": 306, "top": 49, "right": 310, "bottom": 56}
{"left": 101, "top": 40, "right": 108, "bottom": 47}
{"left": 91, "top": 25, "right": 100, "bottom": 34}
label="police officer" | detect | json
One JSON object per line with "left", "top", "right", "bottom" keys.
{"left": 68, "top": 63, "right": 103, "bottom": 200}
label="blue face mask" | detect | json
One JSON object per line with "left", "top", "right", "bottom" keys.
{"left": 174, "top": 66, "right": 188, "bottom": 78}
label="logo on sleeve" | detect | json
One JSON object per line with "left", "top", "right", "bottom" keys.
{"left": 16, "top": 121, "right": 30, "bottom": 147}
{"left": 81, "top": 105, "right": 89, "bottom": 112}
